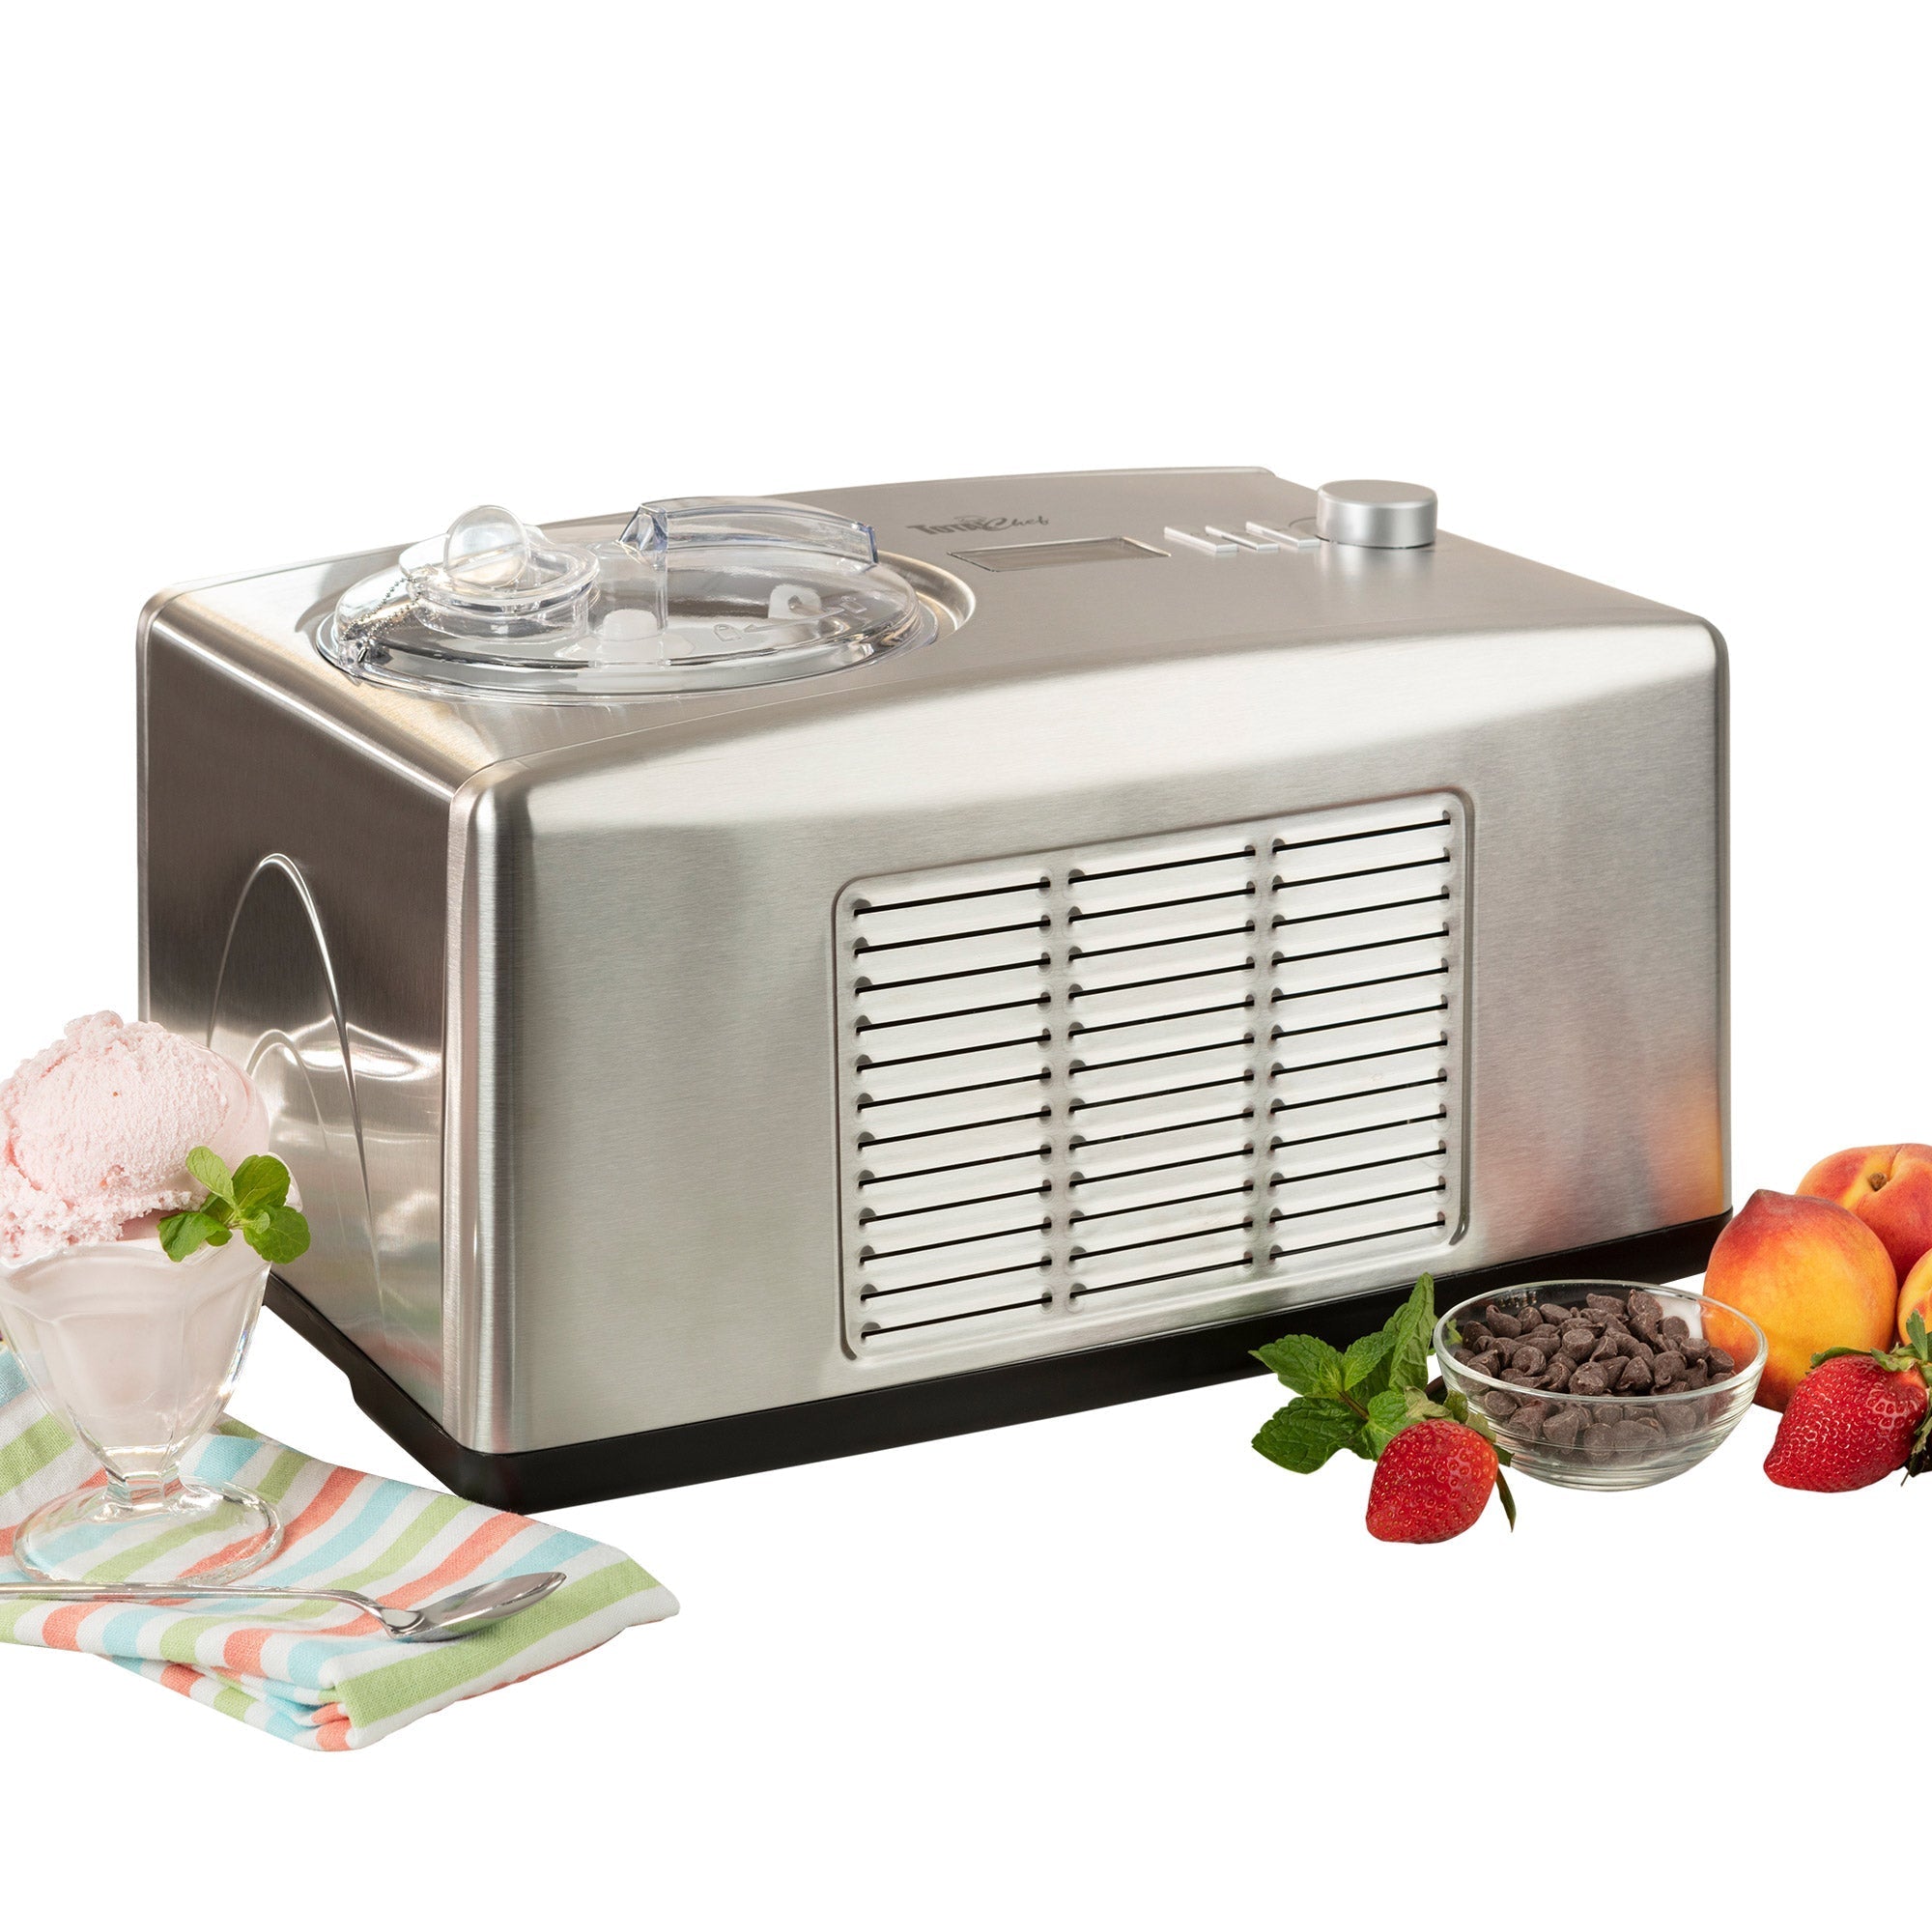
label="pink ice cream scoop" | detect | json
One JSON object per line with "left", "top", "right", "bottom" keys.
{"left": 0, "top": 1012, "right": 267, "bottom": 1264}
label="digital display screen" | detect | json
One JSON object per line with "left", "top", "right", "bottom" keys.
{"left": 950, "top": 536, "right": 1166, "bottom": 573}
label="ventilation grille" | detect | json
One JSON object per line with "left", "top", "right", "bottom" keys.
{"left": 836, "top": 795, "right": 1465, "bottom": 1354}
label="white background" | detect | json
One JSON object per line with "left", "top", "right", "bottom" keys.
{"left": 4, "top": 2, "right": 1927, "bottom": 1922}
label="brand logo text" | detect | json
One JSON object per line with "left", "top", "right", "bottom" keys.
{"left": 906, "top": 514, "right": 1049, "bottom": 535}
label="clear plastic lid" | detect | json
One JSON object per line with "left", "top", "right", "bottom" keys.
{"left": 321, "top": 497, "right": 942, "bottom": 700}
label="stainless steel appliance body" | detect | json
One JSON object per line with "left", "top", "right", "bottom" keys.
{"left": 138, "top": 469, "right": 1729, "bottom": 1506}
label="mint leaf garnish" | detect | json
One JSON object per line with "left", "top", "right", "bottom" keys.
{"left": 243, "top": 1205, "right": 310, "bottom": 1264}
{"left": 1250, "top": 1277, "right": 1454, "bottom": 1479}
{"left": 1366, "top": 1383, "right": 1460, "bottom": 1457}
{"left": 231, "top": 1154, "right": 292, "bottom": 1215}
{"left": 185, "top": 1146, "right": 237, "bottom": 1207}
{"left": 1387, "top": 1274, "right": 1436, "bottom": 1393}
{"left": 1342, "top": 1326, "right": 1397, "bottom": 1397}
{"left": 1338, "top": 1277, "right": 1438, "bottom": 1405}
{"left": 1364, "top": 1388, "right": 1415, "bottom": 1457}
{"left": 1252, "top": 1333, "right": 1346, "bottom": 1398}
{"left": 158, "top": 1208, "right": 228, "bottom": 1262}
{"left": 1253, "top": 1397, "right": 1363, "bottom": 1473}
{"left": 160, "top": 1146, "right": 309, "bottom": 1267}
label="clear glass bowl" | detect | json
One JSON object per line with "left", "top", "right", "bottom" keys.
{"left": 1433, "top": 1279, "right": 1767, "bottom": 1492}
{"left": 0, "top": 1235, "right": 281, "bottom": 1583}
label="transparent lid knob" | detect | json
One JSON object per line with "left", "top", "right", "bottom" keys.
{"left": 444, "top": 505, "right": 531, "bottom": 591}
{"left": 322, "top": 497, "right": 944, "bottom": 701}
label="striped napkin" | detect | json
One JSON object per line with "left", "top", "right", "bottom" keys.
{"left": 0, "top": 1346, "right": 677, "bottom": 1748}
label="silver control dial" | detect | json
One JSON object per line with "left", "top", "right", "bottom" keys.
{"left": 1315, "top": 480, "right": 1437, "bottom": 550}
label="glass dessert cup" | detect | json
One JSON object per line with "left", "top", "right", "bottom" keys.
{"left": 1434, "top": 1280, "right": 1769, "bottom": 1492}
{"left": 0, "top": 1235, "right": 281, "bottom": 1584}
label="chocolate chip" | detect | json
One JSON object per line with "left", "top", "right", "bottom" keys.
{"left": 1707, "top": 1347, "right": 1736, "bottom": 1378}
{"left": 1483, "top": 1390, "right": 1520, "bottom": 1420}
{"left": 1542, "top": 1356, "right": 1574, "bottom": 1392}
{"left": 1687, "top": 1359, "right": 1710, "bottom": 1389}
{"left": 1618, "top": 1354, "right": 1654, "bottom": 1393}
{"left": 1627, "top": 1290, "right": 1662, "bottom": 1325}
{"left": 1652, "top": 1350, "right": 1688, "bottom": 1385}
{"left": 1660, "top": 1315, "right": 1690, "bottom": 1344}
{"left": 1585, "top": 1292, "right": 1627, "bottom": 1316}
{"left": 1541, "top": 1406, "right": 1587, "bottom": 1450}
{"left": 1590, "top": 1334, "right": 1624, "bottom": 1363}
{"left": 1561, "top": 1326, "right": 1597, "bottom": 1357}
{"left": 1658, "top": 1402, "right": 1702, "bottom": 1438}
{"left": 1486, "top": 1309, "right": 1523, "bottom": 1339}
{"left": 1679, "top": 1336, "right": 1710, "bottom": 1362}
{"left": 1503, "top": 1368, "right": 1544, "bottom": 1388}
{"left": 1511, "top": 1345, "right": 1548, "bottom": 1376}
{"left": 1569, "top": 1364, "right": 1612, "bottom": 1397}
{"left": 1538, "top": 1303, "right": 1573, "bottom": 1329}
{"left": 1509, "top": 1404, "right": 1546, "bottom": 1442}
{"left": 1469, "top": 1350, "right": 1503, "bottom": 1378}
{"left": 1582, "top": 1423, "right": 1624, "bottom": 1463}
{"left": 1608, "top": 1419, "right": 1661, "bottom": 1452}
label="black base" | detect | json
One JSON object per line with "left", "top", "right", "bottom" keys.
{"left": 267, "top": 1211, "right": 1730, "bottom": 1512}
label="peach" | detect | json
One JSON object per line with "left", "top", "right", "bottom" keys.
{"left": 1798, "top": 1143, "right": 1932, "bottom": 1285}
{"left": 1702, "top": 1188, "right": 1897, "bottom": 1409}
{"left": 1899, "top": 1248, "right": 1932, "bottom": 1346}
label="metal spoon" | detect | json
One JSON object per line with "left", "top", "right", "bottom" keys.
{"left": 0, "top": 1569, "right": 566, "bottom": 1641}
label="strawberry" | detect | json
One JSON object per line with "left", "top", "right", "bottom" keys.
{"left": 1764, "top": 1314, "right": 1932, "bottom": 1492}
{"left": 1365, "top": 1417, "right": 1509, "bottom": 1543}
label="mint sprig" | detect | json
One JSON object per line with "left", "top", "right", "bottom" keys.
{"left": 158, "top": 1147, "right": 310, "bottom": 1266}
{"left": 1249, "top": 1273, "right": 1517, "bottom": 1526}
{"left": 1251, "top": 1398, "right": 1361, "bottom": 1473}
{"left": 1249, "top": 1275, "right": 1438, "bottom": 1471}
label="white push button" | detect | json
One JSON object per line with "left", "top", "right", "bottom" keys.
{"left": 1207, "top": 524, "right": 1278, "bottom": 553}
{"left": 1163, "top": 526, "right": 1239, "bottom": 556}
{"left": 1246, "top": 519, "right": 1322, "bottom": 551}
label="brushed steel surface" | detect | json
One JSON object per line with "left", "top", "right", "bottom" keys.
{"left": 138, "top": 468, "right": 1728, "bottom": 1457}
{"left": 140, "top": 633, "right": 450, "bottom": 1418}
